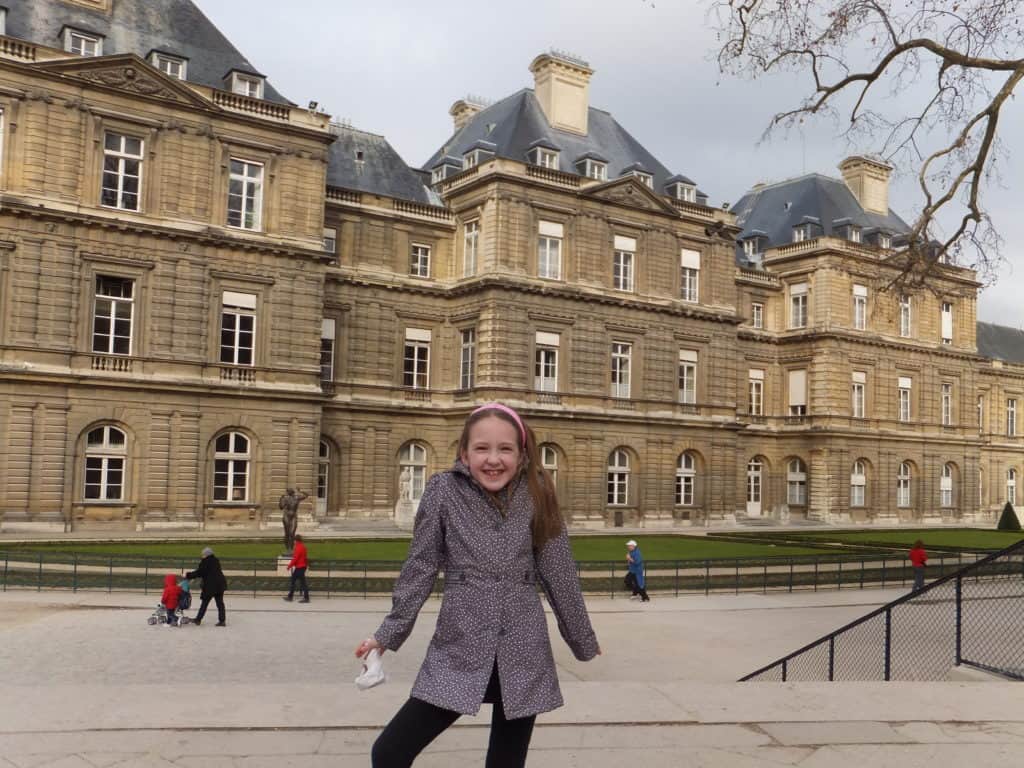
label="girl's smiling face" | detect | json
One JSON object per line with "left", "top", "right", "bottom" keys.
{"left": 460, "top": 415, "right": 522, "bottom": 493}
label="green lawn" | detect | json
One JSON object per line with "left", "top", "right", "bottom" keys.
{"left": 2, "top": 535, "right": 829, "bottom": 563}
{"left": 719, "top": 528, "right": 1024, "bottom": 551}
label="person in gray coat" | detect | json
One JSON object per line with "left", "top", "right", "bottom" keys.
{"left": 355, "top": 402, "right": 601, "bottom": 767}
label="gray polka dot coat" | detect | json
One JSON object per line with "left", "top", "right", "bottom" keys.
{"left": 373, "top": 462, "right": 600, "bottom": 720}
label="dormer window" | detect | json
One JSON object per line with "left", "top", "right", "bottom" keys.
{"left": 880, "top": 233, "right": 892, "bottom": 250}
{"left": 65, "top": 28, "right": 103, "bottom": 57}
{"left": 430, "top": 156, "right": 462, "bottom": 185}
{"left": 586, "top": 160, "right": 607, "bottom": 180}
{"left": 150, "top": 52, "right": 187, "bottom": 80}
{"left": 537, "top": 148, "right": 559, "bottom": 169}
{"left": 667, "top": 179, "right": 697, "bottom": 202}
{"left": 633, "top": 171, "right": 653, "bottom": 188}
{"left": 742, "top": 239, "right": 759, "bottom": 259}
{"left": 462, "top": 141, "right": 495, "bottom": 170}
{"left": 463, "top": 151, "right": 479, "bottom": 170}
{"left": 230, "top": 72, "right": 264, "bottom": 99}
{"left": 0, "top": 9, "right": 6, "bottom": 36}
{"left": 793, "top": 224, "right": 811, "bottom": 242}
{"left": 431, "top": 167, "right": 445, "bottom": 184}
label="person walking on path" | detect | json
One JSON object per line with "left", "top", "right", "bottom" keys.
{"left": 185, "top": 547, "right": 228, "bottom": 626}
{"left": 626, "top": 540, "right": 650, "bottom": 602}
{"left": 909, "top": 539, "right": 928, "bottom": 592}
{"left": 284, "top": 534, "right": 310, "bottom": 603}
{"left": 354, "top": 402, "right": 601, "bottom": 768}
{"left": 160, "top": 573, "right": 182, "bottom": 626}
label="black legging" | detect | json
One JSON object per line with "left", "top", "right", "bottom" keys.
{"left": 371, "top": 662, "right": 536, "bottom": 767}
{"left": 195, "top": 592, "right": 226, "bottom": 624}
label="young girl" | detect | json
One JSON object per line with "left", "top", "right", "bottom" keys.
{"left": 354, "top": 403, "right": 601, "bottom": 767}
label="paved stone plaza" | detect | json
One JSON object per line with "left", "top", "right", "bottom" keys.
{"left": 2, "top": 589, "right": 1023, "bottom": 766}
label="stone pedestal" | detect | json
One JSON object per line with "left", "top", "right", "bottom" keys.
{"left": 394, "top": 500, "right": 417, "bottom": 531}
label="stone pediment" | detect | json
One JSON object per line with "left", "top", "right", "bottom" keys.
{"left": 34, "top": 54, "right": 215, "bottom": 110}
{"left": 580, "top": 176, "right": 679, "bottom": 216}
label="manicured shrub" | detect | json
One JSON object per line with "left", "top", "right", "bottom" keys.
{"left": 997, "top": 502, "right": 1021, "bottom": 532}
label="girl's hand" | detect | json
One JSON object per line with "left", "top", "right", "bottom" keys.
{"left": 354, "top": 636, "right": 383, "bottom": 658}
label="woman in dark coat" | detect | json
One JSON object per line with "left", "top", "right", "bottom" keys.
{"left": 185, "top": 546, "right": 228, "bottom": 626}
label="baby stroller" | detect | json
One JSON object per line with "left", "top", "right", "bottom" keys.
{"left": 147, "top": 577, "right": 192, "bottom": 626}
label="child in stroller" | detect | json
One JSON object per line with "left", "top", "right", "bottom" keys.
{"left": 148, "top": 574, "right": 191, "bottom": 626}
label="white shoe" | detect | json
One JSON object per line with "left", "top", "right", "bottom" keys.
{"left": 355, "top": 649, "right": 386, "bottom": 690}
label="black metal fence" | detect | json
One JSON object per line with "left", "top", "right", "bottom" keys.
{"left": 740, "top": 539, "right": 1024, "bottom": 682}
{"left": 0, "top": 548, "right": 988, "bottom": 598}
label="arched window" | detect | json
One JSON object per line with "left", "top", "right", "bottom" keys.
{"left": 787, "top": 458, "right": 807, "bottom": 506}
{"left": 940, "top": 463, "right": 954, "bottom": 507}
{"left": 316, "top": 440, "right": 331, "bottom": 514}
{"left": 607, "top": 449, "right": 630, "bottom": 506}
{"left": 1007, "top": 468, "right": 1017, "bottom": 506}
{"left": 541, "top": 445, "right": 558, "bottom": 488}
{"left": 850, "top": 460, "right": 867, "bottom": 507}
{"left": 897, "top": 462, "right": 912, "bottom": 507}
{"left": 84, "top": 425, "right": 126, "bottom": 500}
{"left": 676, "top": 452, "right": 696, "bottom": 506}
{"left": 213, "top": 432, "right": 250, "bottom": 502}
{"left": 400, "top": 443, "right": 427, "bottom": 502}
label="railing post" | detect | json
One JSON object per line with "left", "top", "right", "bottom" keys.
{"left": 762, "top": 563, "right": 767, "bottom": 594}
{"left": 788, "top": 559, "right": 794, "bottom": 593}
{"left": 610, "top": 563, "right": 614, "bottom": 599}
{"left": 859, "top": 559, "right": 865, "bottom": 589}
{"left": 955, "top": 575, "right": 963, "bottom": 666}
{"left": 108, "top": 556, "right": 113, "bottom": 593}
{"left": 837, "top": 558, "right": 842, "bottom": 591}
{"left": 675, "top": 562, "right": 679, "bottom": 597}
{"left": 38, "top": 553, "right": 43, "bottom": 592}
{"left": 73, "top": 555, "right": 78, "bottom": 593}
{"left": 814, "top": 558, "right": 819, "bottom": 592}
{"left": 704, "top": 560, "right": 710, "bottom": 596}
{"left": 881, "top": 558, "right": 886, "bottom": 587}
{"left": 253, "top": 560, "right": 257, "bottom": 598}
{"left": 781, "top": 659, "right": 787, "bottom": 683}
{"left": 735, "top": 562, "right": 740, "bottom": 594}
{"left": 143, "top": 556, "right": 148, "bottom": 595}
{"left": 363, "top": 562, "right": 368, "bottom": 600}
{"left": 327, "top": 563, "right": 332, "bottom": 600}
{"left": 2, "top": 553, "right": 7, "bottom": 591}
{"left": 884, "top": 607, "right": 892, "bottom": 681}
{"left": 828, "top": 636, "right": 835, "bottom": 681}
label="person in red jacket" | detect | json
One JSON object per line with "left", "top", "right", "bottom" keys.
{"left": 161, "top": 573, "right": 182, "bottom": 625}
{"left": 909, "top": 540, "right": 928, "bottom": 592}
{"left": 284, "top": 534, "right": 310, "bottom": 603}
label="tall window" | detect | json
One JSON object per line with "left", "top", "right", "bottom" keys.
{"left": 747, "top": 458, "right": 763, "bottom": 508}
{"left": 220, "top": 291, "right": 256, "bottom": 366}
{"left": 213, "top": 432, "right": 250, "bottom": 502}
{"left": 323, "top": 227, "right": 337, "bottom": 254}
{"left": 84, "top": 426, "right": 126, "bottom": 501}
{"left": 410, "top": 244, "right": 431, "bottom": 278}
{"left": 400, "top": 443, "right": 427, "bottom": 502}
{"left": 788, "top": 369, "right": 807, "bottom": 417}
{"left": 676, "top": 453, "right": 696, "bottom": 506}
{"left": 898, "top": 377, "right": 912, "bottom": 422}
{"left": 941, "top": 383, "right": 953, "bottom": 426}
{"left": 607, "top": 449, "right": 630, "bottom": 505}
{"left": 678, "top": 350, "right": 697, "bottom": 404}
{"left": 751, "top": 302, "right": 764, "bottom": 329}
{"left": 403, "top": 329, "right": 430, "bottom": 389}
{"left": 1008, "top": 468, "right": 1017, "bottom": 506}
{"left": 1008, "top": 398, "right": 1017, "bottom": 437}
{"left": 317, "top": 441, "right": 330, "bottom": 512}
{"left": 534, "top": 332, "right": 559, "bottom": 392}
{"left": 940, "top": 463, "right": 954, "bottom": 507}
{"left": 680, "top": 249, "right": 700, "bottom": 302}
{"left": 852, "top": 285, "right": 867, "bottom": 330}
{"left": 613, "top": 236, "right": 636, "bottom": 292}
{"left": 851, "top": 460, "right": 866, "bottom": 507}
{"left": 101, "top": 133, "right": 143, "bottom": 211}
{"left": 320, "top": 319, "right": 335, "bottom": 385}
{"left": 92, "top": 276, "right": 134, "bottom": 356}
{"left": 790, "top": 283, "right": 808, "bottom": 328}
{"left": 899, "top": 295, "right": 912, "bottom": 337}
{"left": 941, "top": 301, "right": 953, "bottom": 344}
{"left": 463, "top": 221, "right": 479, "bottom": 276}
{"left": 748, "top": 369, "right": 764, "bottom": 415}
{"left": 227, "top": 159, "right": 264, "bottom": 230}
{"left": 611, "top": 342, "right": 632, "bottom": 399}
{"left": 541, "top": 445, "right": 558, "bottom": 488}
{"left": 787, "top": 458, "right": 807, "bottom": 505}
{"left": 538, "top": 221, "right": 563, "bottom": 280}
{"left": 846, "top": 371, "right": 865, "bottom": 418}
{"left": 459, "top": 328, "right": 476, "bottom": 390}
{"left": 978, "top": 394, "right": 985, "bottom": 433}
{"left": 897, "top": 462, "right": 912, "bottom": 507}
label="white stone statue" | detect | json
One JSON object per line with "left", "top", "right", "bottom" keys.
{"left": 399, "top": 467, "right": 412, "bottom": 502}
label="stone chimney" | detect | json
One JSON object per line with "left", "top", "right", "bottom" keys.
{"left": 529, "top": 50, "right": 593, "bottom": 135}
{"left": 449, "top": 96, "right": 488, "bottom": 132}
{"left": 839, "top": 156, "right": 893, "bottom": 215}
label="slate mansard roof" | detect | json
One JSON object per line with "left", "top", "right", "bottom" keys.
{"left": 977, "top": 322, "right": 1024, "bottom": 364}
{"left": 731, "top": 174, "right": 911, "bottom": 266}
{"left": 5, "top": 0, "right": 290, "bottom": 104}
{"left": 327, "top": 125, "right": 438, "bottom": 207}
{"left": 423, "top": 89, "right": 708, "bottom": 204}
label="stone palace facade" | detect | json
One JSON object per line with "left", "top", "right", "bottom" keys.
{"left": 2, "top": 0, "right": 1023, "bottom": 533}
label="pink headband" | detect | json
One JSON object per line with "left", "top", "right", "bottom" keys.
{"left": 471, "top": 402, "right": 526, "bottom": 448}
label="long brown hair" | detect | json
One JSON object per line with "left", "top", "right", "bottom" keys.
{"left": 457, "top": 407, "right": 563, "bottom": 549}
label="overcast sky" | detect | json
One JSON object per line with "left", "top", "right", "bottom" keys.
{"left": 200, "top": 0, "right": 1024, "bottom": 327}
